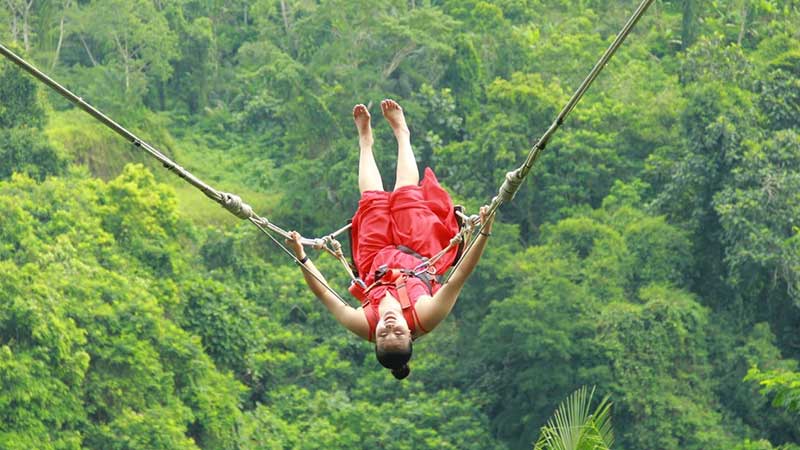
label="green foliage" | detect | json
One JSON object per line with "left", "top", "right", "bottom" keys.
{"left": 71, "top": 0, "right": 179, "bottom": 106}
{"left": 243, "top": 386, "right": 503, "bottom": 450}
{"left": 533, "top": 386, "right": 613, "bottom": 450}
{"left": 0, "top": 262, "right": 89, "bottom": 450}
{"left": 165, "top": 16, "right": 217, "bottom": 113}
{"left": 735, "top": 439, "right": 800, "bottom": 450}
{"left": 0, "top": 59, "right": 66, "bottom": 180}
{"left": 717, "top": 323, "right": 799, "bottom": 444}
{"left": 596, "top": 285, "right": 738, "bottom": 449}
{"left": 0, "top": 59, "right": 46, "bottom": 129}
{"left": 0, "top": 167, "right": 246, "bottom": 449}
{"left": 746, "top": 366, "right": 800, "bottom": 414}
{"left": 714, "top": 130, "right": 800, "bottom": 305}
{"left": 0, "top": 127, "right": 67, "bottom": 180}
{"left": 1, "top": 1, "right": 800, "bottom": 449}
{"left": 178, "top": 276, "right": 264, "bottom": 377}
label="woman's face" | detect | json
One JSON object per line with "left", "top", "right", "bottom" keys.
{"left": 375, "top": 309, "right": 411, "bottom": 349}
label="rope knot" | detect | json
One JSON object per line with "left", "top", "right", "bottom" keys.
{"left": 221, "top": 192, "right": 254, "bottom": 219}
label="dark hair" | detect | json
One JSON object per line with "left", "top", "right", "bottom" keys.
{"left": 375, "top": 341, "right": 413, "bottom": 380}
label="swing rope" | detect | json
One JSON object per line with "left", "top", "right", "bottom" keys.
{"left": 442, "top": 0, "right": 655, "bottom": 283}
{"left": 0, "top": 0, "right": 654, "bottom": 297}
{"left": 0, "top": 43, "right": 352, "bottom": 304}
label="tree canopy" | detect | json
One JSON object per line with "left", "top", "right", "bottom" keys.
{"left": 1, "top": 0, "right": 799, "bottom": 449}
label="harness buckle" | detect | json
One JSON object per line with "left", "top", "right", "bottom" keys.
{"left": 374, "top": 264, "right": 389, "bottom": 280}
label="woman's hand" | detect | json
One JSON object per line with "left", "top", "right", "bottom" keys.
{"left": 286, "top": 231, "right": 306, "bottom": 258}
{"left": 479, "top": 205, "right": 494, "bottom": 232}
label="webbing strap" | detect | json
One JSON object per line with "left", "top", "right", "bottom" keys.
{"left": 394, "top": 274, "right": 429, "bottom": 335}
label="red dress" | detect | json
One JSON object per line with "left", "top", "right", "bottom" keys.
{"left": 348, "top": 168, "right": 460, "bottom": 341}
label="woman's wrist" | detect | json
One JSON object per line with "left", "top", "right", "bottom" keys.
{"left": 298, "top": 254, "right": 309, "bottom": 264}
{"left": 481, "top": 221, "right": 494, "bottom": 234}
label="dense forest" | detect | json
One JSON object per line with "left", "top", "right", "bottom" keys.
{"left": 1, "top": 0, "right": 799, "bottom": 448}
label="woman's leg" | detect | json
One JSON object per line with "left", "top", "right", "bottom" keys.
{"left": 354, "top": 104, "right": 383, "bottom": 193}
{"left": 381, "top": 99, "right": 419, "bottom": 190}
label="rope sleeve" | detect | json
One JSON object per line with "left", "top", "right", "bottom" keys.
{"left": 498, "top": 169, "right": 525, "bottom": 204}
{"left": 221, "top": 192, "right": 254, "bottom": 219}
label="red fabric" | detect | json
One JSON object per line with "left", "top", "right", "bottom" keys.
{"left": 348, "top": 168, "right": 459, "bottom": 340}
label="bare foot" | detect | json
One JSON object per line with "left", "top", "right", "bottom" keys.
{"left": 353, "top": 104, "right": 373, "bottom": 146}
{"left": 381, "top": 99, "right": 409, "bottom": 137}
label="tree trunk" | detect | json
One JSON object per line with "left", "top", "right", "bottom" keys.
{"left": 382, "top": 43, "right": 418, "bottom": 79}
{"left": 21, "top": 0, "right": 34, "bottom": 52}
{"left": 113, "top": 32, "right": 130, "bottom": 92}
{"left": 737, "top": 1, "right": 749, "bottom": 46}
{"left": 51, "top": 0, "right": 72, "bottom": 69}
{"left": 280, "top": 0, "right": 298, "bottom": 55}
{"left": 79, "top": 34, "right": 98, "bottom": 66}
{"left": 280, "top": 0, "right": 291, "bottom": 35}
{"left": 6, "top": 0, "right": 20, "bottom": 44}
{"left": 124, "top": 45, "right": 130, "bottom": 93}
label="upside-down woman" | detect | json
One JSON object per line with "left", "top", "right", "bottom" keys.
{"left": 287, "top": 99, "right": 493, "bottom": 379}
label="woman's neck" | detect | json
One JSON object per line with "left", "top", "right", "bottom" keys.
{"left": 378, "top": 292, "right": 402, "bottom": 315}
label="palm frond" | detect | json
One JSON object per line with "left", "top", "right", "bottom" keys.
{"left": 533, "top": 386, "right": 614, "bottom": 450}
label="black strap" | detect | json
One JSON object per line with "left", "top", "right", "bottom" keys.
{"left": 397, "top": 245, "right": 428, "bottom": 261}
{"left": 410, "top": 270, "right": 443, "bottom": 295}
{"left": 396, "top": 245, "right": 440, "bottom": 294}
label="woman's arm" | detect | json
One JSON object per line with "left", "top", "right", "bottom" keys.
{"left": 417, "top": 206, "right": 495, "bottom": 330}
{"left": 287, "top": 231, "right": 370, "bottom": 340}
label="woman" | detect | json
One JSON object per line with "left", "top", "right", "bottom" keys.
{"left": 287, "top": 99, "right": 493, "bottom": 379}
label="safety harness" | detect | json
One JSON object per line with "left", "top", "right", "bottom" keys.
{"left": 347, "top": 245, "right": 444, "bottom": 340}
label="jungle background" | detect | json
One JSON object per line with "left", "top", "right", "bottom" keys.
{"left": 1, "top": 0, "right": 799, "bottom": 448}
